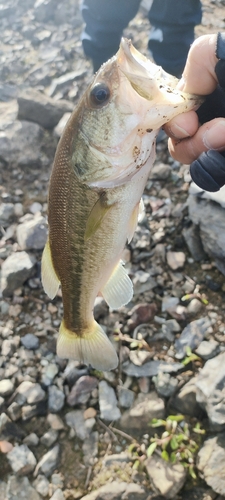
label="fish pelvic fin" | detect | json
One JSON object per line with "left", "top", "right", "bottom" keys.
{"left": 57, "top": 319, "right": 118, "bottom": 371}
{"left": 84, "top": 194, "right": 116, "bottom": 241}
{"left": 101, "top": 260, "right": 133, "bottom": 310}
{"left": 41, "top": 238, "right": 60, "bottom": 299}
{"left": 127, "top": 198, "right": 144, "bottom": 244}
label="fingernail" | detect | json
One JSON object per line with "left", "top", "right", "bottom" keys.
{"left": 203, "top": 120, "right": 225, "bottom": 149}
{"left": 169, "top": 122, "right": 190, "bottom": 139}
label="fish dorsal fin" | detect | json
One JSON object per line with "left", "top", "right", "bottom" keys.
{"left": 101, "top": 260, "right": 133, "bottom": 310}
{"left": 85, "top": 194, "right": 115, "bottom": 241}
{"left": 57, "top": 318, "right": 118, "bottom": 371}
{"left": 41, "top": 238, "right": 60, "bottom": 299}
{"left": 127, "top": 198, "right": 144, "bottom": 243}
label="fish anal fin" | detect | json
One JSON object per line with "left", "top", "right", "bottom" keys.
{"left": 101, "top": 260, "right": 133, "bottom": 310}
{"left": 57, "top": 319, "right": 118, "bottom": 371}
{"left": 85, "top": 195, "right": 115, "bottom": 241}
{"left": 127, "top": 198, "right": 144, "bottom": 243}
{"left": 41, "top": 238, "right": 60, "bottom": 299}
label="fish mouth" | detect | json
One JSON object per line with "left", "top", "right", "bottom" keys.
{"left": 117, "top": 38, "right": 201, "bottom": 109}
{"left": 117, "top": 37, "right": 178, "bottom": 100}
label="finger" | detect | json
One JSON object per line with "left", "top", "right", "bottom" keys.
{"left": 164, "top": 110, "right": 199, "bottom": 139}
{"left": 178, "top": 34, "right": 218, "bottom": 95}
{"left": 168, "top": 118, "right": 225, "bottom": 164}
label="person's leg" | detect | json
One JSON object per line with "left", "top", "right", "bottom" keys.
{"left": 148, "top": 0, "right": 202, "bottom": 77}
{"left": 81, "top": 0, "right": 141, "bottom": 72}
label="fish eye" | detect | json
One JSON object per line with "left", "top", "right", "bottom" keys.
{"left": 90, "top": 83, "right": 110, "bottom": 106}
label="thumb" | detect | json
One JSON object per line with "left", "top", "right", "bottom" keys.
{"left": 178, "top": 34, "right": 218, "bottom": 95}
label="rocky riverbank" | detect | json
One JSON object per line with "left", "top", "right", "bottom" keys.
{"left": 1, "top": 1, "right": 225, "bottom": 499}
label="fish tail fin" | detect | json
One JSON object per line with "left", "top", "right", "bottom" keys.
{"left": 57, "top": 319, "right": 118, "bottom": 371}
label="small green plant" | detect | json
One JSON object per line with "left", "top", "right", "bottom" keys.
{"left": 182, "top": 346, "right": 201, "bottom": 366}
{"left": 147, "top": 415, "right": 205, "bottom": 479}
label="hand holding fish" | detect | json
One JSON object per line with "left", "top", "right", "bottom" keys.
{"left": 164, "top": 33, "right": 225, "bottom": 191}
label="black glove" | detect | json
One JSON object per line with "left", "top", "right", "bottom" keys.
{"left": 190, "top": 32, "right": 225, "bottom": 192}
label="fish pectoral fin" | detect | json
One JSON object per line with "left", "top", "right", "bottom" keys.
{"left": 41, "top": 238, "right": 60, "bottom": 299}
{"left": 57, "top": 319, "right": 118, "bottom": 371}
{"left": 127, "top": 198, "right": 144, "bottom": 243}
{"left": 84, "top": 195, "right": 115, "bottom": 241}
{"left": 101, "top": 260, "right": 133, "bottom": 310}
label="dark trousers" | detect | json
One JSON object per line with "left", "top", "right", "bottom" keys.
{"left": 81, "top": 0, "right": 202, "bottom": 77}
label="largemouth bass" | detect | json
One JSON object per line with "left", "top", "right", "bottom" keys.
{"left": 42, "top": 38, "right": 200, "bottom": 371}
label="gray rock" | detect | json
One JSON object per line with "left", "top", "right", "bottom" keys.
{"left": 187, "top": 298, "right": 203, "bottom": 315}
{"left": 40, "top": 430, "right": 58, "bottom": 448}
{"left": 7, "top": 402, "right": 22, "bottom": 421}
{"left": 0, "top": 412, "right": 25, "bottom": 441}
{"left": 17, "top": 215, "right": 48, "bottom": 250}
{"left": 170, "top": 377, "right": 202, "bottom": 417}
{"left": 1, "top": 251, "right": 36, "bottom": 296}
{"left": 17, "top": 89, "right": 73, "bottom": 129}
{"left": 82, "top": 431, "right": 99, "bottom": 466}
{"left": 150, "top": 162, "right": 171, "bottom": 180}
{"left": 119, "top": 391, "right": 165, "bottom": 433}
{"left": 7, "top": 444, "right": 37, "bottom": 475}
{"left": 32, "top": 474, "right": 49, "bottom": 497}
{"left": 34, "top": 444, "right": 60, "bottom": 478}
{"left": 0, "top": 379, "right": 14, "bottom": 397}
{"left": 93, "top": 297, "right": 109, "bottom": 321}
{"left": 129, "top": 350, "right": 153, "bottom": 366}
{"left": 188, "top": 193, "right": 225, "bottom": 275}
{"left": 6, "top": 476, "right": 41, "bottom": 500}
{"left": 62, "top": 361, "right": 88, "bottom": 386}
{"left": 21, "top": 402, "right": 47, "bottom": 421}
{"left": 0, "top": 481, "right": 7, "bottom": 499}
{"left": 196, "top": 352, "right": 225, "bottom": 431}
{"left": 145, "top": 455, "right": 187, "bottom": 498}
{"left": 16, "top": 380, "right": 37, "bottom": 404}
{"left": 47, "top": 413, "right": 65, "bottom": 431}
{"left": 132, "top": 270, "right": 157, "bottom": 295}
{"left": 65, "top": 410, "right": 95, "bottom": 441}
{"left": 49, "top": 489, "right": 65, "bottom": 500}
{"left": 51, "top": 472, "right": 64, "bottom": 491}
{"left": 23, "top": 433, "right": 39, "bottom": 447}
{"left": 197, "top": 433, "right": 225, "bottom": 495}
{"left": 175, "top": 317, "right": 212, "bottom": 359}
{"left": 48, "top": 69, "right": 86, "bottom": 97}
{"left": 182, "top": 223, "right": 207, "bottom": 262}
{"left": 122, "top": 359, "right": 183, "bottom": 378}
{"left": 67, "top": 376, "right": 98, "bottom": 407}
{"left": 0, "top": 203, "right": 14, "bottom": 226}
{"left": 21, "top": 334, "right": 40, "bottom": 350}
{"left": 166, "top": 251, "right": 186, "bottom": 270}
{"left": 48, "top": 385, "right": 65, "bottom": 413}
{"left": 79, "top": 481, "right": 147, "bottom": 500}
{"left": 1, "top": 338, "right": 18, "bottom": 357}
{"left": 162, "top": 296, "right": 179, "bottom": 312}
{"left": 41, "top": 363, "right": 59, "bottom": 386}
{"left": 195, "top": 340, "right": 220, "bottom": 360}
{"left": 25, "top": 383, "right": 46, "bottom": 405}
{"left": 29, "top": 202, "right": 43, "bottom": 214}
{"left": 99, "top": 381, "right": 121, "bottom": 421}
{"left": 0, "top": 397, "right": 5, "bottom": 411}
{"left": 153, "top": 372, "right": 178, "bottom": 398}
{"left": 0, "top": 120, "right": 48, "bottom": 168}
{"left": 117, "top": 386, "right": 135, "bottom": 408}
